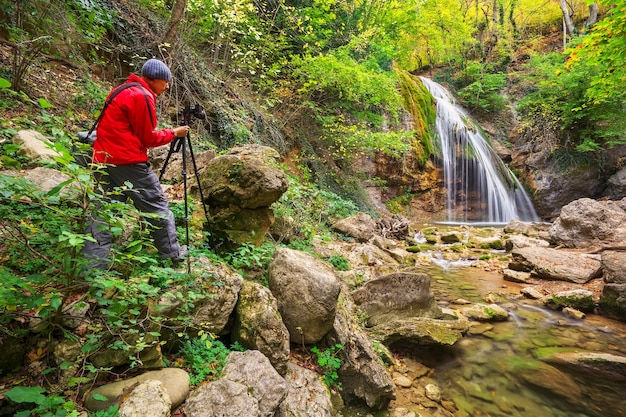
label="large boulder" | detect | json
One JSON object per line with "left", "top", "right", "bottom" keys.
{"left": 351, "top": 272, "right": 441, "bottom": 327}
{"left": 323, "top": 288, "right": 396, "bottom": 409}
{"left": 232, "top": 280, "right": 291, "bottom": 375}
{"left": 509, "top": 246, "right": 602, "bottom": 284}
{"left": 118, "top": 380, "right": 171, "bottom": 417}
{"left": 275, "top": 363, "right": 334, "bottom": 417}
{"left": 221, "top": 350, "right": 289, "bottom": 417}
{"left": 332, "top": 212, "right": 378, "bottom": 242}
{"left": 199, "top": 145, "right": 288, "bottom": 209}
{"left": 198, "top": 144, "right": 288, "bottom": 245}
{"left": 185, "top": 379, "right": 259, "bottom": 417}
{"left": 268, "top": 248, "right": 341, "bottom": 344}
{"left": 549, "top": 198, "right": 626, "bottom": 248}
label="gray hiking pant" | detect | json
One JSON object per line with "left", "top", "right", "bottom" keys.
{"left": 83, "top": 163, "right": 181, "bottom": 268}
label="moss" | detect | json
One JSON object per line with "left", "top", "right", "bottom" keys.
{"left": 395, "top": 69, "right": 437, "bottom": 166}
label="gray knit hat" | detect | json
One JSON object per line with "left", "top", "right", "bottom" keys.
{"left": 141, "top": 59, "right": 172, "bottom": 81}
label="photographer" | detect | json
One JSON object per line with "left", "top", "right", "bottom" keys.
{"left": 83, "top": 58, "right": 189, "bottom": 269}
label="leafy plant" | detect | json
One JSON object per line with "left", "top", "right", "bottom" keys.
{"left": 4, "top": 386, "right": 80, "bottom": 417}
{"left": 178, "top": 333, "right": 243, "bottom": 385}
{"left": 326, "top": 255, "right": 351, "bottom": 271}
{"left": 311, "top": 343, "right": 343, "bottom": 391}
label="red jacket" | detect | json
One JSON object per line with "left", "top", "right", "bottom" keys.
{"left": 93, "top": 73, "right": 175, "bottom": 165}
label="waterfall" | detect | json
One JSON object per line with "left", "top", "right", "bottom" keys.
{"left": 420, "top": 77, "right": 538, "bottom": 224}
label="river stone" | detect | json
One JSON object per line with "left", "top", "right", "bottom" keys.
{"left": 545, "top": 289, "right": 595, "bottom": 312}
{"left": 502, "top": 268, "right": 533, "bottom": 284}
{"left": 518, "top": 362, "right": 583, "bottom": 399}
{"left": 268, "top": 248, "right": 341, "bottom": 344}
{"left": 505, "top": 234, "right": 550, "bottom": 251}
{"left": 351, "top": 272, "right": 442, "bottom": 327}
{"left": 602, "top": 251, "right": 626, "bottom": 284}
{"left": 275, "top": 363, "right": 333, "bottom": 417}
{"left": 510, "top": 247, "right": 602, "bottom": 284}
{"left": 544, "top": 351, "right": 626, "bottom": 382}
{"left": 118, "top": 380, "right": 171, "bottom": 417}
{"left": 606, "top": 167, "right": 626, "bottom": 199}
{"left": 460, "top": 303, "right": 509, "bottom": 321}
{"left": 599, "top": 283, "right": 626, "bottom": 321}
{"left": 84, "top": 368, "right": 190, "bottom": 411}
{"left": 368, "top": 315, "right": 470, "bottom": 346}
{"left": 185, "top": 379, "right": 259, "bottom": 417}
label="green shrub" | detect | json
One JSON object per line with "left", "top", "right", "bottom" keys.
{"left": 311, "top": 344, "right": 343, "bottom": 391}
{"left": 178, "top": 334, "right": 244, "bottom": 385}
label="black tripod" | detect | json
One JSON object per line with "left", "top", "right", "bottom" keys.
{"left": 159, "top": 104, "right": 213, "bottom": 272}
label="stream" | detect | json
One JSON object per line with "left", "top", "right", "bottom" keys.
{"left": 405, "top": 259, "right": 625, "bottom": 417}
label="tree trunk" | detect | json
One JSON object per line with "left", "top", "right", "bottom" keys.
{"left": 164, "top": 0, "right": 186, "bottom": 45}
{"left": 585, "top": 2, "right": 599, "bottom": 28}
{"left": 559, "top": 0, "right": 576, "bottom": 36}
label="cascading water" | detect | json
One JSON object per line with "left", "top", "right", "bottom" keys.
{"left": 420, "top": 77, "right": 538, "bottom": 224}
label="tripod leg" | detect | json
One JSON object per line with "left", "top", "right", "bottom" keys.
{"left": 181, "top": 136, "right": 191, "bottom": 273}
{"left": 185, "top": 134, "right": 216, "bottom": 248}
{"left": 159, "top": 137, "right": 183, "bottom": 181}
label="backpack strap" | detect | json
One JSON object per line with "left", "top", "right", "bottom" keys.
{"left": 87, "top": 82, "right": 155, "bottom": 136}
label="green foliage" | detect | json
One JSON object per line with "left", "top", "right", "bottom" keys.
{"left": 271, "top": 174, "right": 360, "bottom": 246}
{"left": 311, "top": 343, "right": 343, "bottom": 390}
{"left": 4, "top": 386, "right": 80, "bottom": 417}
{"left": 292, "top": 49, "right": 403, "bottom": 123}
{"left": 517, "top": 48, "right": 624, "bottom": 156}
{"left": 89, "top": 404, "right": 119, "bottom": 417}
{"left": 178, "top": 333, "right": 243, "bottom": 385}
{"left": 223, "top": 241, "right": 276, "bottom": 272}
{"left": 457, "top": 72, "right": 507, "bottom": 113}
{"left": 326, "top": 255, "right": 351, "bottom": 271}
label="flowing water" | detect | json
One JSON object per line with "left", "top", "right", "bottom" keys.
{"left": 419, "top": 77, "right": 539, "bottom": 224}
{"left": 415, "top": 261, "right": 626, "bottom": 417}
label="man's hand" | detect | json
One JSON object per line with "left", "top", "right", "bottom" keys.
{"left": 173, "top": 125, "right": 190, "bottom": 137}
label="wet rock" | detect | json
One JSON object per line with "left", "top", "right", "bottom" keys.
{"left": 562, "top": 307, "right": 585, "bottom": 320}
{"left": 520, "top": 287, "right": 544, "bottom": 300}
{"left": 510, "top": 247, "right": 601, "bottom": 284}
{"left": 599, "top": 283, "right": 626, "bottom": 321}
{"left": 368, "top": 315, "right": 470, "bottom": 346}
{"left": 460, "top": 303, "right": 509, "bottom": 322}
{"left": 544, "top": 351, "right": 626, "bottom": 382}
{"left": 545, "top": 289, "right": 595, "bottom": 312}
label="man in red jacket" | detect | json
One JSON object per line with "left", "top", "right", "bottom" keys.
{"left": 84, "top": 58, "right": 189, "bottom": 269}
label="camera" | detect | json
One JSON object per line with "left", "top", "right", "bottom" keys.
{"left": 178, "top": 104, "right": 206, "bottom": 124}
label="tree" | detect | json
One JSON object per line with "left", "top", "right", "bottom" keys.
{"left": 164, "top": 0, "right": 186, "bottom": 44}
